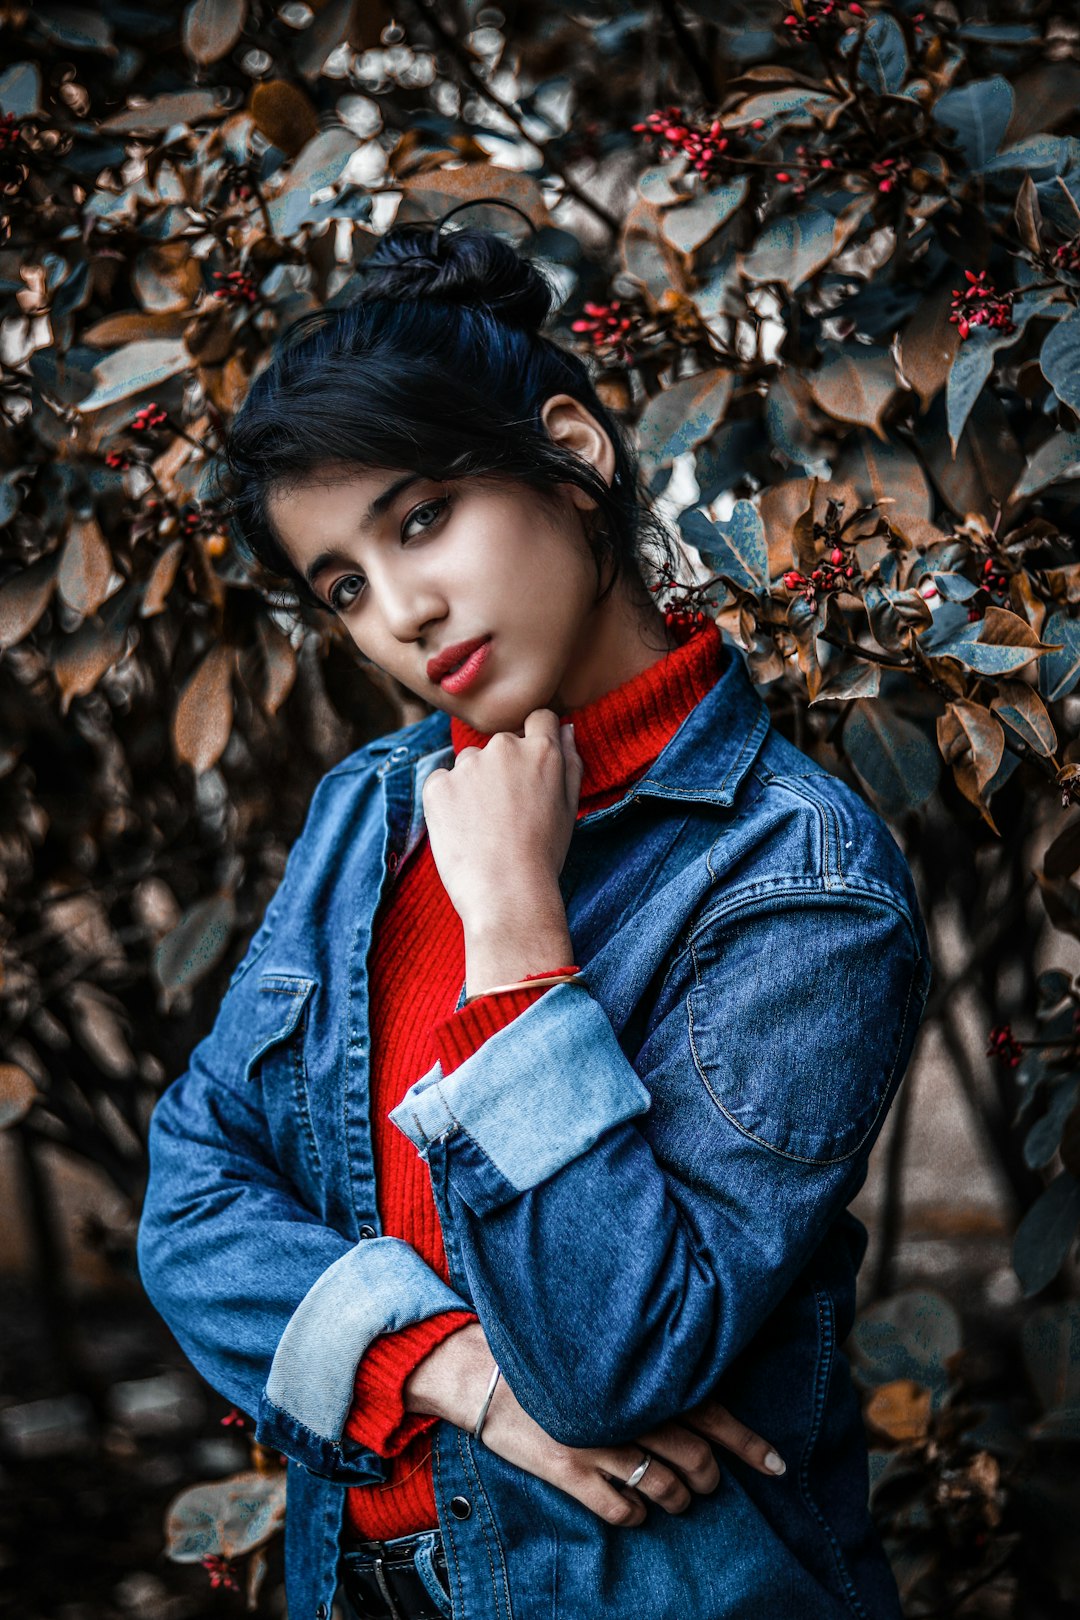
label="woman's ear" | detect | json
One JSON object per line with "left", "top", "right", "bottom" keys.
{"left": 539, "top": 393, "right": 616, "bottom": 508}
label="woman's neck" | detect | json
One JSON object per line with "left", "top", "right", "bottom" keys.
{"left": 548, "top": 578, "right": 677, "bottom": 712}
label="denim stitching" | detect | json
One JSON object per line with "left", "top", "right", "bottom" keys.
{"left": 433, "top": 1433, "right": 464, "bottom": 1616}
{"left": 455, "top": 1428, "right": 515, "bottom": 1620}
{"left": 798, "top": 1290, "right": 872, "bottom": 1620}
{"left": 686, "top": 928, "right": 921, "bottom": 1166}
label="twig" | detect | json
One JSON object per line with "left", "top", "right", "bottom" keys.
{"left": 657, "top": 0, "right": 718, "bottom": 103}
{"left": 404, "top": 0, "right": 622, "bottom": 236}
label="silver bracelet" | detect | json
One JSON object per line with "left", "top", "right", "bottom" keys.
{"left": 472, "top": 1364, "right": 502, "bottom": 1443}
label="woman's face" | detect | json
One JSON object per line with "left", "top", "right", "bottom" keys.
{"left": 267, "top": 395, "right": 657, "bottom": 733}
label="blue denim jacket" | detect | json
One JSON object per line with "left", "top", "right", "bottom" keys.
{"left": 138, "top": 639, "right": 932, "bottom": 1620}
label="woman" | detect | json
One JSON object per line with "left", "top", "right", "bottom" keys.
{"left": 138, "top": 219, "right": 932, "bottom": 1620}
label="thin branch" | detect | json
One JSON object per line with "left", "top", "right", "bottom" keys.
{"left": 405, "top": 0, "right": 622, "bottom": 236}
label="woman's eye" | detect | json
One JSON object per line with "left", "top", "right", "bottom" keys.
{"left": 329, "top": 574, "right": 365, "bottom": 612}
{"left": 402, "top": 496, "right": 449, "bottom": 539}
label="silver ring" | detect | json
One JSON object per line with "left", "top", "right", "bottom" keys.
{"left": 624, "top": 1454, "right": 652, "bottom": 1489}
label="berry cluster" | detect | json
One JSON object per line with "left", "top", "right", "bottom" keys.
{"left": 0, "top": 111, "right": 21, "bottom": 153}
{"left": 986, "top": 1024, "right": 1023, "bottom": 1068}
{"left": 782, "top": 1, "right": 864, "bottom": 44}
{"left": 220, "top": 1406, "right": 245, "bottom": 1428}
{"left": 104, "top": 449, "right": 129, "bottom": 471}
{"left": 130, "top": 403, "right": 167, "bottom": 433}
{"left": 967, "top": 557, "right": 1010, "bottom": 622}
{"left": 783, "top": 546, "right": 858, "bottom": 606}
{"left": 648, "top": 576, "right": 714, "bottom": 628}
{"left": 212, "top": 268, "right": 258, "bottom": 305}
{"left": 182, "top": 501, "right": 230, "bottom": 558}
{"left": 1053, "top": 235, "right": 1080, "bottom": 274}
{"left": 869, "top": 154, "right": 912, "bottom": 195}
{"left": 631, "top": 105, "right": 757, "bottom": 182}
{"left": 949, "top": 271, "right": 1016, "bottom": 341}
{"left": 570, "top": 300, "right": 639, "bottom": 365}
{"left": 201, "top": 1556, "right": 239, "bottom": 1592}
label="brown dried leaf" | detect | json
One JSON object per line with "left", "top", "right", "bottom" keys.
{"left": 134, "top": 242, "right": 203, "bottom": 315}
{"left": 0, "top": 555, "right": 56, "bottom": 649}
{"left": 58, "top": 517, "right": 112, "bottom": 616}
{"left": 141, "top": 541, "right": 184, "bottom": 618}
{"left": 805, "top": 350, "right": 897, "bottom": 440}
{"left": 865, "top": 1380, "right": 931, "bottom": 1443}
{"left": 897, "top": 282, "right": 959, "bottom": 414}
{"left": 83, "top": 311, "right": 191, "bottom": 348}
{"left": 0, "top": 1064, "right": 38, "bottom": 1130}
{"left": 183, "top": 0, "right": 247, "bottom": 66}
{"left": 250, "top": 79, "right": 320, "bottom": 156}
{"left": 173, "top": 644, "right": 235, "bottom": 774}
{"left": 54, "top": 616, "right": 128, "bottom": 713}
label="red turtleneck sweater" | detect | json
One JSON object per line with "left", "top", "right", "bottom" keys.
{"left": 343, "top": 618, "right": 726, "bottom": 1541}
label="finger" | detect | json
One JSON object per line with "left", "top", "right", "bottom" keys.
{"left": 633, "top": 1423, "right": 721, "bottom": 1495}
{"left": 577, "top": 1475, "right": 647, "bottom": 1528}
{"left": 686, "top": 1401, "right": 787, "bottom": 1478}
{"left": 598, "top": 1450, "right": 692, "bottom": 1516}
{"left": 522, "top": 708, "right": 560, "bottom": 740}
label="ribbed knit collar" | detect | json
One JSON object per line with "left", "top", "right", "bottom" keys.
{"left": 449, "top": 617, "right": 727, "bottom": 809}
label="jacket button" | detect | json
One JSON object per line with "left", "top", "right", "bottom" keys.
{"left": 358, "top": 1224, "right": 377, "bottom": 1240}
{"left": 387, "top": 851, "right": 399, "bottom": 873}
{"left": 449, "top": 1495, "right": 472, "bottom": 1520}
{"left": 316, "top": 1604, "right": 329, "bottom": 1620}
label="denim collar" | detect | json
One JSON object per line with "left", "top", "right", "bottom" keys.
{"left": 362, "top": 640, "right": 770, "bottom": 824}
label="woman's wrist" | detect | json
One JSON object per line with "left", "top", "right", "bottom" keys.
{"left": 402, "top": 1320, "right": 495, "bottom": 1427}
{"left": 461, "top": 887, "right": 573, "bottom": 998}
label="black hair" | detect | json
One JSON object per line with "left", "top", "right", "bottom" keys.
{"left": 215, "top": 221, "right": 679, "bottom": 616}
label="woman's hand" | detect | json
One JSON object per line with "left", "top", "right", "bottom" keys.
{"left": 421, "top": 711, "right": 583, "bottom": 994}
{"left": 404, "top": 1324, "right": 785, "bottom": 1529}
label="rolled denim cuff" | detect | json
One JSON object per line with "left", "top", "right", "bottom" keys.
{"left": 259, "top": 1236, "right": 470, "bottom": 1473}
{"left": 389, "top": 982, "right": 652, "bottom": 1214}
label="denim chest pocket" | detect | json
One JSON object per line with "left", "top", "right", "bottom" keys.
{"left": 686, "top": 905, "right": 922, "bottom": 1165}
{"left": 244, "top": 973, "right": 323, "bottom": 1196}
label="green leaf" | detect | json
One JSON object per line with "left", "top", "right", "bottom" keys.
{"left": 946, "top": 293, "right": 1058, "bottom": 455}
{"left": 839, "top": 14, "right": 908, "bottom": 95}
{"left": 843, "top": 702, "right": 940, "bottom": 814}
{"left": 990, "top": 681, "right": 1057, "bottom": 756}
{"left": 636, "top": 368, "right": 733, "bottom": 476}
{"left": 267, "top": 127, "right": 358, "bottom": 236}
{"left": 660, "top": 178, "right": 747, "bottom": 255}
{"left": 101, "top": 89, "right": 227, "bottom": 133}
{"left": 931, "top": 572, "right": 979, "bottom": 602}
{"left": 1039, "top": 612, "right": 1080, "bottom": 701}
{"left": 165, "top": 1470, "right": 286, "bottom": 1562}
{"left": 0, "top": 61, "right": 41, "bottom": 118}
{"left": 76, "top": 339, "right": 190, "bottom": 414}
{"left": 810, "top": 659, "right": 881, "bottom": 704}
{"left": 934, "top": 76, "right": 1014, "bottom": 171}
{"left": 852, "top": 1290, "right": 962, "bottom": 1401}
{"left": 1024, "top": 1079, "right": 1080, "bottom": 1171}
{"left": 1013, "top": 1172, "right": 1080, "bottom": 1296}
{"left": 1041, "top": 307, "right": 1080, "bottom": 414}
{"left": 1014, "top": 431, "right": 1080, "bottom": 498}
{"left": 152, "top": 892, "right": 237, "bottom": 1010}
{"left": 682, "top": 500, "right": 767, "bottom": 593}
{"left": 737, "top": 200, "right": 872, "bottom": 292}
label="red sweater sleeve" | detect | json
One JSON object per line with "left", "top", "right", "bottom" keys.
{"left": 346, "top": 984, "right": 549, "bottom": 1457}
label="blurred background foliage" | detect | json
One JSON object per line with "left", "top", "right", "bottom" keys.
{"left": 2, "top": 0, "right": 1080, "bottom": 1614}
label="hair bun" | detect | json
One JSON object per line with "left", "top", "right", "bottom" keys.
{"left": 359, "top": 222, "right": 554, "bottom": 334}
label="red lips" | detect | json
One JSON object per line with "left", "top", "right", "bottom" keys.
{"left": 426, "top": 635, "right": 491, "bottom": 684}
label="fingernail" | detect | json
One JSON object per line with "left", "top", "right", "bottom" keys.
{"left": 764, "top": 1450, "right": 786, "bottom": 1476}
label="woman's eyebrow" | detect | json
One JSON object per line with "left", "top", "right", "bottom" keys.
{"left": 302, "top": 473, "right": 426, "bottom": 588}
